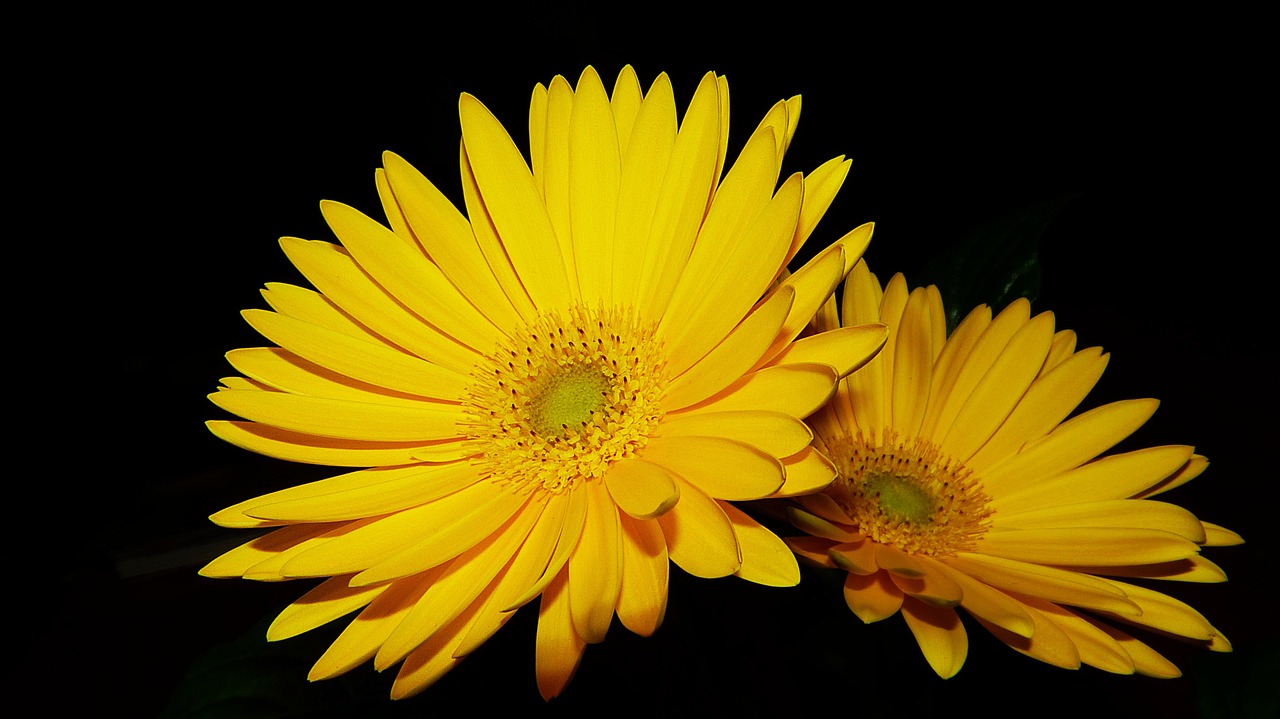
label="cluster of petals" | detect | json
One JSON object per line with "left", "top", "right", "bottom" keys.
{"left": 785, "top": 261, "right": 1241, "bottom": 678}
{"left": 201, "top": 65, "right": 888, "bottom": 700}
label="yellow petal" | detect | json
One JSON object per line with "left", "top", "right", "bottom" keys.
{"left": 536, "top": 569, "right": 586, "bottom": 701}
{"left": 974, "top": 597, "right": 1081, "bottom": 670}
{"left": 261, "top": 282, "right": 391, "bottom": 348}
{"left": 771, "top": 446, "right": 838, "bottom": 497}
{"left": 966, "top": 347, "right": 1109, "bottom": 473}
{"left": 829, "top": 539, "right": 878, "bottom": 575}
{"left": 241, "top": 309, "right": 469, "bottom": 400}
{"left": 640, "top": 435, "right": 784, "bottom": 501}
{"left": 351, "top": 490, "right": 530, "bottom": 587}
{"left": 991, "top": 445, "right": 1195, "bottom": 516}
{"left": 892, "top": 557, "right": 964, "bottom": 607}
{"left": 657, "top": 476, "right": 740, "bottom": 578}
{"left": 945, "top": 553, "right": 1139, "bottom": 615}
{"left": 267, "top": 575, "right": 385, "bottom": 642}
{"left": 209, "top": 389, "right": 464, "bottom": 443}
{"left": 277, "top": 480, "right": 508, "bottom": 578}
{"left": 939, "top": 311, "right": 1055, "bottom": 462}
{"left": 459, "top": 93, "right": 574, "bottom": 311}
{"left": 616, "top": 513, "right": 669, "bottom": 637}
{"left": 677, "top": 363, "right": 837, "bottom": 419}
{"left": 568, "top": 66, "right": 621, "bottom": 305}
{"left": 244, "top": 462, "right": 483, "bottom": 523}
{"left": 1094, "top": 578, "right": 1222, "bottom": 642}
{"left": 721, "top": 501, "right": 799, "bottom": 587}
{"left": 981, "top": 399, "right": 1160, "bottom": 496}
{"left": 604, "top": 458, "right": 680, "bottom": 520}
{"left": 889, "top": 288, "right": 938, "bottom": 438}
{"left": 658, "top": 409, "right": 812, "bottom": 459}
{"left": 320, "top": 199, "right": 502, "bottom": 352}
{"left": 662, "top": 285, "right": 793, "bottom": 411}
{"left": 978, "top": 526, "right": 1200, "bottom": 567}
{"left": 767, "top": 323, "right": 888, "bottom": 379}
{"left": 843, "top": 570, "right": 903, "bottom": 623}
{"left": 661, "top": 172, "right": 801, "bottom": 377}
{"left": 207, "top": 420, "right": 461, "bottom": 468}
{"left": 930, "top": 560, "right": 1034, "bottom": 638}
{"left": 279, "top": 237, "right": 480, "bottom": 374}
{"left": 308, "top": 572, "right": 438, "bottom": 680}
{"left": 381, "top": 151, "right": 524, "bottom": 331}
{"left": 901, "top": 598, "right": 968, "bottom": 678}
{"left": 634, "top": 72, "right": 720, "bottom": 319}
{"left": 373, "top": 499, "right": 542, "bottom": 668}
{"left": 1039, "top": 604, "right": 1136, "bottom": 675}
{"left": 924, "top": 298, "right": 1031, "bottom": 442}
{"left": 786, "top": 535, "right": 838, "bottom": 568}
{"left": 994, "top": 499, "right": 1207, "bottom": 543}
{"left": 458, "top": 142, "right": 538, "bottom": 322}
{"left": 568, "top": 482, "right": 623, "bottom": 644}
{"left": 790, "top": 156, "right": 851, "bottom": 264}
{"left": 612, "top": 72, "right": 677, "bottom": 306}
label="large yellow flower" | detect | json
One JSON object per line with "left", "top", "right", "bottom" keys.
{"left": 786, "top": 261, "right": 1241, "bottom": 678}
{"left": 200, "top": 65, "right": 887, "bottom": 700}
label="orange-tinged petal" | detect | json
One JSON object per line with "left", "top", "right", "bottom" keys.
{"left": 994, "top": 499, "right": 1207, "bottom": 543}
{"left": 901, "top": 598, "right": 968, "bottom": 678}
{"left": 980, "top": 399, "right": 1160, "bottom": 496}
{"left": 977, "top": 526, "right": 1200, "bottom": 567}
{"left": 930, "top": 560, "right": 1034, "bottom": 638}
{"left": 828, "top": 539, "right": 878, "bottom": 575}
{"left": 976, "top": 597, "right": 1082, "bottom": 670}
{"left": 843, "top": 570, "right": 903, "bottom": 623}
{"left": 892, "top": 557, "right": 964, "bottom": 607}
{"left": 944, "top": 553, "right": 1139, "bottom": 616}
{"left": 991, "top": 445, "right": 1195, "bottom": 515}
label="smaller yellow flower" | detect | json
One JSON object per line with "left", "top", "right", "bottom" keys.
{"left": 786, "top": 261, "right": 1241, "bottom": 678}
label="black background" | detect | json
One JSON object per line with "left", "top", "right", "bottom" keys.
{"left": 23, "top": 11, "right": 1275, "bottom": 718}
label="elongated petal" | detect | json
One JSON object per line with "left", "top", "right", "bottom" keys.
{"left": 944, "top": 554, "right": 1139, "bottom": 615}
{"left": 901, "top": 598, "right": 968, "bottom": 678}
{"left": 658, "top": 410, "right": 812, "bottom": 459}
{"left": 679, "top": 363, "right": 837, "bottom": 418}
{"left": 657, "top": 477, "right": 740, "bottom": 578}
{"left": 640, "top": 435, "right": 784, "bottom": 501}
{"left": 720, "top": 502, "right": 799, "bottom": 587}
{"left": 210, "top": 389, "right": 464, "bottom": 443}
{"left": 568, "top": 482, "right": 623, "bottom": 643}
{"left": 977, "top": 526, "right": 1200, "bottom": 567}
{"left": 459, "top": 93, "right": 574, "bottom": 311}
{"left": 536, "top": 569, "right": 586, "bottom": 701}
{"left": 616, "top": 513, "right": 668, "bottom": 636}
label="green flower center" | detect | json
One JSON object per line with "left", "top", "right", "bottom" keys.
{"left": 823, "top": 431, "right": 993, "bottom": 556}
{"left": 462, "top": 306, "right": 667, "bottom": 495}
{"left": 527, "top": 365, "right": 612, "bottom": 438}
{"left": 863, "top": 472, "right": 934, "bottom": 525}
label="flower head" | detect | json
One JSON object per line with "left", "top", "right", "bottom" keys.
{"left": 786, "top": 261, "right": 1241, "bottom": 678}
{"left": 201, "top": 65, "right": 887, "bottom": 700}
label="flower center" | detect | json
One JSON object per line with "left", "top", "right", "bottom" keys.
{"left": 823, "top": 430, "right": 993, "bottom": 555}
{"left": 463, "top": 306, "right": 666, "bottom": 495}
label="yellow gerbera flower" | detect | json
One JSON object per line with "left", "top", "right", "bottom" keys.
{"left": 200, "top": 65, "right": 888, "bottom": 700}
{"left": 786, "top": 261, "right": 1241, "bottom": 679}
